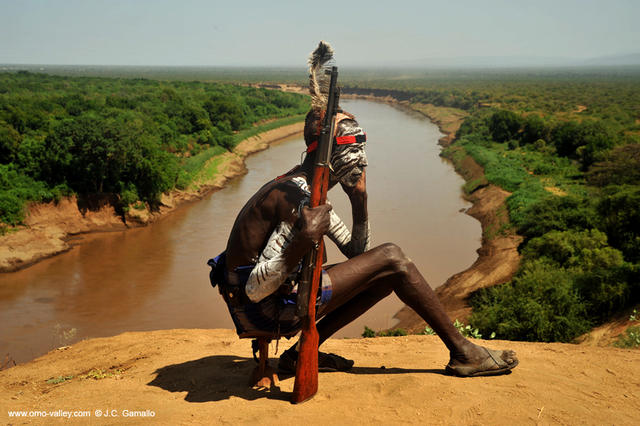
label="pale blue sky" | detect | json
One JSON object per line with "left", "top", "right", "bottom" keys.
{"left": 1, "top": 0, "right": 638, "bottom": 66}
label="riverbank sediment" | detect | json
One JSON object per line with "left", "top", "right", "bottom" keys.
{"left": 393, "top": 101, "right": 522, "bottom": 330}
{"left": 341, "top": 88, "right": 522, "bottom": 328}
{"left": 0, "top": 122, "right": 304, "bottom": 273}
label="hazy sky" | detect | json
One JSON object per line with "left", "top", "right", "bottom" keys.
{"left": 1, "top": 0, "right": 639, "bottom": 66}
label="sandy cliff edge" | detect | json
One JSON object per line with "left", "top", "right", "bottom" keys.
{"left": 1, "top": 329, "right": 639, "bottom": 425}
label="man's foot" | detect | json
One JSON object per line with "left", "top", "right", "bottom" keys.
{"left": 446, "top": 346, "right": 518, "bottom": 377}
{"left": 278, "top": 347, "right": 354, "bottom": 374}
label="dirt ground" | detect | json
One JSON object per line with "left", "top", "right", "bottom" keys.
{"left": 1, "top": 329, "right": 639, "bottom": 425}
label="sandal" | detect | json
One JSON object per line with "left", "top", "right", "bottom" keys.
{"left": 278, "top": 347, "right": 354, "bottom": 373}
{"left": 445, "top": 347, "right": 518, "bottom": 377}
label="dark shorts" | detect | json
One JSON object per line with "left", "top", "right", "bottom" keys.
{"left": 209, "top": 252, "right": 332, "bottom": 336}
{"left": 228, "top": 270, "right": 332, "bottom": 336}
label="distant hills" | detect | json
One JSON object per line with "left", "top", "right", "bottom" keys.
{"left": 390, "top": 52, "right": 640, "bottom": 69}
{"left": 584, "top": 53, "right": 640, "bottom": 66}
{"left": 2, "top": 53, "right": 640, "bottom": 78}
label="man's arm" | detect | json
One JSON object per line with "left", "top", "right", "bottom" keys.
{"left": 327, "top": 171, "right": 370, "bottom": 258}
{"left": 245, "top": 204, "right": 332, "bottom": 303}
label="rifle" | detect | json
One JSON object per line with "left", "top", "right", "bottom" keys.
{"left": 292, "top": 66, "right": 340, "bottom": 404}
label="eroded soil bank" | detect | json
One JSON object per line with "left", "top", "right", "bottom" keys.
{"left": 321, "top": 87, "right": 523, "bottom": 328}
{"left": 383, "top": 97, "right": 522, "bottom": 330}
{"left": 0, "top": 123, "right": 303, "bottom": 273}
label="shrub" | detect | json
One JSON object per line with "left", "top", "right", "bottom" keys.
{"left": 596, "top": 185, "right": 640, "bottom": 263}
{"left": 587, "top": 144, "right": 640, "bottom": 187}
{"left": 614, "top": 325, "right": 640, "bottom": 348}
{"left": 0, "top": 164, "right": 56, "bottom": 225}
{"left": 575, "top": 263, "right": 638, "bottom": 321}
{"left": 362, "top": 326, "right": 408, "bottom": 338}
{"left": 521, "top": 115, "right": 550, "bottom": 145}
{"left": 521, "top": 229, "right": 622, "bottom": 269}
{"left": 514, "top": 195, "right": 598, "bottom": 240}
{"left": 469, "top": 259, "right": 590, "bottom": 342}
{"left": 489, "top": 110, "right": 522, "bottom": 143}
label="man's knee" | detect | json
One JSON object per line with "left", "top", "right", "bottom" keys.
{"left": 375, "top": 243, "right": 412, "bottom": 275}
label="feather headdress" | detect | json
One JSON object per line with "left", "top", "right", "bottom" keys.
{"left": 308, "top": 41, "right": 335, "bottom": 110}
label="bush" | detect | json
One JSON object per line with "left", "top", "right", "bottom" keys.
{"left": 614, "top": 325, "right": 640, "bottom": 348}
{"left": 587, "top": 144, "right": 640, "bottom": 187}
{"left": 0, "top": 164, "right": 56, "bottom": 225}
{"left": 118, "top": 183, "right": 139, "bottom": 207}
{"left": 596, "top": 185, "right": 640, "bottom": 263}
{"left": 575, "top": 263, "right": 639, "bottom": 321}
{"left": 489, "top": 110, "right": 523, "bottom": 143}
{"left": 521, "top": 229, "right": 622, "bottom": 269}
{"left": 362, "top": 326, "right": 408, "bottom": 338}
{"left": 552, "top": 120, "right": 619, "bottom": 169}
{"left": 514, "top": 195, "right": 598, "bottom": 240}
{"left": 521, "top": 115, "right": 550, "bottom": 145}
{"left": 469, "top": 259, "right": 590, "bottom": 342}
{"left": 457, "top": 114, "right": 490, "bottom": 139}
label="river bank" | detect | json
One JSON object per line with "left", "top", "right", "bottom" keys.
{"left": 0, "top": 122, "right": 304, "bottom": 273}
{"left": 341, "top": 90, "right": 523, "bottom": 329}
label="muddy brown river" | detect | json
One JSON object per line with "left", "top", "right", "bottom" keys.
{"left": 0, "top": 100, "right": 480, "bottom": 364}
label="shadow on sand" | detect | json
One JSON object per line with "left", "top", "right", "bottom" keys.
{"left": 147, "top": 355, "right": 447, "bottom": 403}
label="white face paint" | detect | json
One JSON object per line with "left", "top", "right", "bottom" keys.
{"left": 330, "top": 143, "right": 367, "bottom": 187}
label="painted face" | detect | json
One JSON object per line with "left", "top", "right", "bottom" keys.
{"left": 330, "top": 143, "right": 367, "bottom": 187}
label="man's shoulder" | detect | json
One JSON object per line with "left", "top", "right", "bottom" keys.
{"left": 259, "top": 175, "right": 309, "bottom": 213}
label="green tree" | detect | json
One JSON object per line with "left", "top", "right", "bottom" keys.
{"left": 469, "top": 259, "right": 590, "bottom": 342}
{"left": 587, "top": 144, "right": 640, "bottom": 186}
{"left": 0, "top": 121, "right": 22, "bottom": 163}
{"left": 204, "top": 95, "right": 245, "bottom": 131}
{"left": 489, "top": 110, "right": 522, "bottom": 143}
{"left": 596, "top": 185, "right": 640, "bottom": 263}
{"left": 521, "top": 114, "right": 549, "bottom": 145}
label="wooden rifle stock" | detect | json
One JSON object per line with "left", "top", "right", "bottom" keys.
{"left": 292, "top": 66, "right": 339, "bottom": 404}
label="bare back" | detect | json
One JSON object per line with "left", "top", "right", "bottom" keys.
{"left": 224, "top": 174, "right": 308, "bottom": 271}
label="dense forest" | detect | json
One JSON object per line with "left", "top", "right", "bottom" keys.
{"left": 0, "top": 72, "right": 308, "bottom": 227}
{"left": 370, "top": 72, "right": 640, "bottom": 344}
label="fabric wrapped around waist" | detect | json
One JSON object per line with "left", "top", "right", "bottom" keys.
{"left": 207, "top": 251, "right": 251, "bottom": 308}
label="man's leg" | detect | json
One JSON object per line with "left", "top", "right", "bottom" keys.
{"left": 313, "top": 243, "right": 517, "bottom": 374}
{"left": 319, "top": 243, "right": 468, "bottom": 353}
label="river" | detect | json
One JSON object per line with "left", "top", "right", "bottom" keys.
{"left": 0, "top": 99, "right": 480, "bottom": 364}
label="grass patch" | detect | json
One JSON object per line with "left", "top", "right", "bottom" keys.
{"left": 614, "top": 309, "right": 640, "bottom": 349}
{"left": 410, "top": 103, "right": 468, "bottom": 135}
{"left": 176, "top": 114, "right": 305, "bottom": 190}
{"left": 614, "top": 325, "right": 640, "bottom": 348}
{"left": 79, "top": 368, "right": 122, "bottom": 380}
{"left": 192, "top": 155, "right": 227, "bottom": 186}
{"left": 455, "top": 136, "right": 585, "bottom": 227}
{"left": 231, "top": 114, "right": 305, "bottom": 147}
{"left": 46, "top": 375, "right": 74, "bottom": 384}
{"left": 362, "top": 326, "right": 408, "bottom": 338}
{"left": 176, "top": 145, "right": 227, "bottom": 189}
{"left": 463, "top": 178, "right": 486, "bottom": 195}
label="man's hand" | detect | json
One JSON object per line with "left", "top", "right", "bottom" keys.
{"left": 297, "top": 204, "right": 332, "bottom": 246}
{"left": 340, "top": 169, "right": 367, "bottom": 199}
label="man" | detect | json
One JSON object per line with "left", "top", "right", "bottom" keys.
{"left": 213, "top": 41, "right": 518, "bottom": 377}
